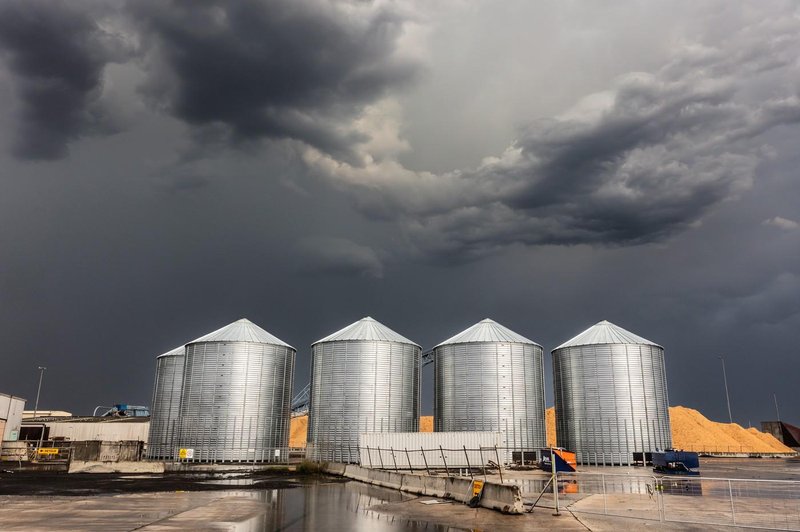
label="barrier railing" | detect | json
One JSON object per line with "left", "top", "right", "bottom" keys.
{"left": 556, "top": 471, "right": 800, "bottom": 531}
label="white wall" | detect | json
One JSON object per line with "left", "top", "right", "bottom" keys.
{"left": 0, "top": 394, "right": 26, "bottom": 441}
{"left": 45, "top": 421, "right": 150, "bottom": 442}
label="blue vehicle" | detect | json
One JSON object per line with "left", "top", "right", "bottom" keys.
{"left": 652, "top": 450, "right": 700, "bottom": 476}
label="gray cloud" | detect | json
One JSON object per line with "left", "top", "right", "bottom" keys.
{"left": 713, "top": 272, "right": 800, "bottom": 327}
{"left": 128, "top": 0, "right": 419, "bottom": 162}
{"left": 305, "top": 14, "right": 800, "bottom": 262}
{"left": 293, "top": 236, "right": 384, "bottom": 279}
{"left": 763, "top": 216, "right": 799, "bottom": 231}
{"left": 0, "top": 0, "right": 129, "bottom": 159}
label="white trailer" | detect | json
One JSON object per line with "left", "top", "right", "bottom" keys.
{"left": 358, "top": 431, "right": 503, "bottom": 469}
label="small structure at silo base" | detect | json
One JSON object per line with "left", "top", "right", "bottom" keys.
{"left": 552, "top": 320, "right": 672, "bottom": 466}
{"left": 358, "top": 431, "right": 502, "bottom": 469}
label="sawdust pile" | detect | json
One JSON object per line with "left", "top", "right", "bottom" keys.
{"left": 544, "top": 406, "right": 793, "bottom": 454}
{"left": 669, "top": 406, "right": 792, "bottom": 453}
{"left": 546, "top": 407, "right": 556, "bottom": 447}
{"left": 290, "top": 415, "right": 307, "bottom": 448}
{"left": 291, "top": 406, "right": 793, "bottom": 454}
{"left": 420, "top": 416, "right": 433, "bottom": 432}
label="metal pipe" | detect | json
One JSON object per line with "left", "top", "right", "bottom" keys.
{"left": 93, "top": 405, "right": 112, "bottom": 417}
{"left": 439, "top": 445, "right": 450, "bottom": 477}
{"left": 719, "top": 356, "right": 732, "bottom": 423}
{"left": 551, "top": 447, "right": 560, "bottom": 516}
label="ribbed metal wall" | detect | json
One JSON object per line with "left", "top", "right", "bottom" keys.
{"left": 177, "top": 341, "right": 295, "bottom": 462}
{"left": 146, "top": 350, "right": 185, "bottom": 459}
{"left": 308, "top": 340, "right": 420, "bottom": 463}
{"left": 553, "top": 343, "right": 672, "bottom": 465}
{"left": 434, "top": 342, "right": 546, "bottom": 452}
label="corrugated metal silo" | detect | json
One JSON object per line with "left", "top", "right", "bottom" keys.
{"left": 433, "top": 318, "right": 546, "bottom": 455}
{"left": 146, "top": 345, "right": 185, "bottom": 459}
{"left": 307, "top": 317, "right": 421, "bottom": 463}
{"left": 176, "top": 318, "right": 296, "bottom": 462}
{"left": 552, "top": 320, "right": 672, "bottom": 465}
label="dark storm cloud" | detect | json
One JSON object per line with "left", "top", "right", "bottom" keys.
{"left": 0, "top": 0, "right": 129, "bottom": 160}
{"left": 128, "top": 0, "right": 418, "bottom": 161}
{"left": 306, "top": 15, "right": 800, "bottom": 262}
{"left": 293, "top": 236, "right": 384, "bottom": 279}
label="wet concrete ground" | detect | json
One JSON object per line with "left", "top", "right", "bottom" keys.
{"left": 0, "top": 469, "right": 309, "bottom": 497}
{"left": 0, "top": 458, "right": 794, "bottom": 530}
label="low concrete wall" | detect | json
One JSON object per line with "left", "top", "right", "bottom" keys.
{"left": 323, "top": 463, "right": 523, "bottom": 514}
{"left": 70, "top": 441, "right": 143, "bottom": 462}
{"left": 164, "top": 463, "right": 292, "bottom": 473}
{"left": 69, "top": 460, "right": 165, "bottom": 474}
{"left": 0, "top": 441, "right": 28, "bottom": 461}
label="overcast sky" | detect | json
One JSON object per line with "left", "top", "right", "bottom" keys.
{"left": 0, "top": 0, "right": 798, "bottom": 426}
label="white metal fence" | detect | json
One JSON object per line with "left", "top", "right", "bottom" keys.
{"left": 552, "top": 471, "right": 800, "bottom": 531}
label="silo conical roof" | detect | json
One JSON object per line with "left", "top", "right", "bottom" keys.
{"left": 554, "top": 320, "right": 661, "bottom": 350}
{"left": 312, "top": 316, "right": 420, "bottom": 347}
{"left": 157, "top": 345, "right": 185, "bottom": 359}
{"left": 434, "top": 318, "right": 541, "bottom": 349}
{"left": 188, "top": 318, "right": 294, "bottom": 349}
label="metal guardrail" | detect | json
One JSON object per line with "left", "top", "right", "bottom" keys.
{"left": 27, "top": 442, "right": 72, "bottom": 463}
{"left": 332, "top": 445, "right": 800, "bottom": 529}
{"left": 310, "top": 444, "right": 542, "bottom": 473}
{"left": 554, "top": 471, "right": 800, "bottom": 531}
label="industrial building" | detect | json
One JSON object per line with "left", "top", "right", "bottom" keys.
{"left": 146, "top": 346, "right": 185, "bottom": 459}
{"left": 307, "top": 317, "right": 420, "bottom": 463}
{"left": 761, "top": 421, "right": 800, "bottom": 452}
{"left": 174, "top": 318, "right": 296, "bottom": 463}
{"left": 552, "top": 320, "right": 671, "bottom": 465}
{"left": 432, "top": 318, "right": 546, "bottom": 455}
{"left": 0, "top": 393, "right": 25, "bottom": 459}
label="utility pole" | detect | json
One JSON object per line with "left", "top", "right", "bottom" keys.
{"left": 773, "top": 393, "right": 781, "bottom": 422}
{"left": 33, "top": 366, "right": 46, "bottom": 419}
{"left": 718, "top": 356, "right": 732, "bottom": 424}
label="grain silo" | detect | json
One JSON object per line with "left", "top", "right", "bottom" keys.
{"left": 552, "top": 320, "right": 671, "bottom": 465}
{"left": 146, "top": 345, "right": 185, "bottom": 459}
{"left": 433, "top": 318, "right": 546, "bottom": 454}
{"left": 307, "top": 316, "right": 420, "bottom": 463}
{"left": 176, "top": 318, "right": 295, "bottom": 462}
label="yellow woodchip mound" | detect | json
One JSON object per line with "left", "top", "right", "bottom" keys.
{"left": 290, "top": 406, "right": 794, "bottom": 454}
{"left": 420, "top": 415, "right": 433, "bottom": 432}
{"left": 544, "top": 405, "right": 793, "bottom": 454}
{"left": 670, "top": 405, "right": 792, "bottom": 453}
{"left": 289, "top": 415, "right": 308, "bottom": 448}
{"left": 546, "top": 406, "right": 556, "bottom": 447}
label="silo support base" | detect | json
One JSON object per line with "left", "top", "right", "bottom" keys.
{"left": 322, "top": 463, "right": 523, "bottom": 514}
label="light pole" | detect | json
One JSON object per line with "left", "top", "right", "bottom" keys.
{"left": 33, "top": 366, "right": 46, "bottom": 419}
{"left": 773, "top": 393, "right": 781, "bottom": 422}
{"left": 718, "top": 356, "right": 732, "bottom": 424}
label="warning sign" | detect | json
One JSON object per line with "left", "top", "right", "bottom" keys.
{"left": 471, "top": 479, "right": 484, "bottom": 497}
{"left": 37, "top": 448, "right": 59, "bottom": 455}
{"left": 178, "top": 448, "right": 194, "bottom": 459}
